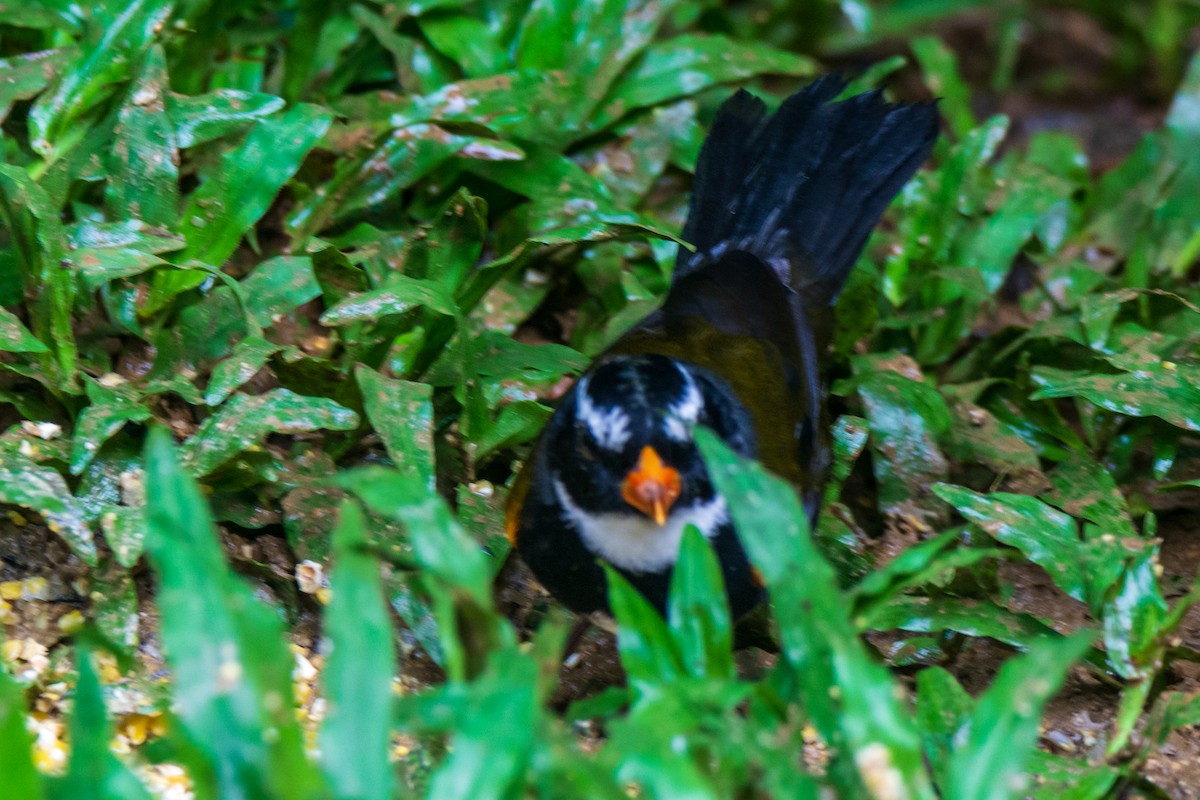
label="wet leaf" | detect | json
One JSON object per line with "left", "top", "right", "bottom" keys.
{"left": 944, "top": 395, "right": 1044, "bottom": 483}
{"left": 321, "top": 274, "right": 458, "bottom": 326}
{"left": 0, "top": 48, "right": 72, "bottom": 124}
{"left": 867, "top": 595, "right": 1060, "bottom": 650}
{"left": 1101, "top": 548, "right": 1168, "bottom": 680}
{"left": 28, "top": 0, "right": 171, "bottom": 158}
{"left": 697, "top": 430, "right": 934, "bottom": 799}
{"left": 149, "top": 103, "right": 332, "bottom": 311}
{"left": 320, "top": 500, "right": 396, "bottom": 800}
{"left": 1042, "top": 451, "right": 1137, "bottom": 538}
{"left": 142, "top": 427, "right": 323, "bottom": 798}
{"left": 933, "top": 484, "right": 1102, "bottom": 604}
{"left": 0, "top": 307, "right": 49, "bottom": 353}
{"left": 0, "top": 667, "right": 40, "bottom": 799}
{"left": 608, "top": 566, "right": 685, "bottom": 692}
{"left": 945, "top": 633, "right": 1093, "bottom": 800}
{"left": 668, "top": 527, "right": 734, "bottom": 681}
{"left": 355, "top": 366, "right": 434, "bottom": 490}
{"left": 169, "top": 89, "right": 286, "bottom": 148}
{"left": 105, "top": 46, "right": 178, "bottom": 228}
{"left": 181, "top": 389, "right": 359, "bottom": 476}
{"left": 204, "top": 336, "right": 284, "bottom": 406}
{"left": 1031, "top": 363, "right": 1200, "bottom": 432}
{"left": 0, "top": 447, "right": 95, "bottom": 564}
{"left": 593, "top": 34, "right": 816, "bottom": 130}
{"left": 69, "top": 379, "right": 151, "bottom": 475}
{"left": 847, "top": 358, "right": 950, "bottom": 520}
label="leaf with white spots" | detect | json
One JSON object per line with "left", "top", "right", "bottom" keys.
{"left": 1031, "top": 363, "right": 1200, "bottom": 432}
{"left": 180, "top": 389, "right": 359, "bottom": 476}
{"left": 0, "top": 446, "right": 95, "bottom": 564}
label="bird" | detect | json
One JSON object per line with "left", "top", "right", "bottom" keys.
{"left": 505, "top": 76, "right": 939, "bottom": 622}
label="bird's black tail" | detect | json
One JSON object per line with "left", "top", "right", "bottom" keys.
{"left": 675, "top": 76, "right": 939, "bottom": 306}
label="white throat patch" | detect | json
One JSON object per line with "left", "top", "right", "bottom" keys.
{"left": 553, "top": 477, "right": 728, "bottom": 573}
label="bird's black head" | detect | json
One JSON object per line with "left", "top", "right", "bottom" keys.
{"left": 546, "top": 354, "right": 757, "bottom": 525}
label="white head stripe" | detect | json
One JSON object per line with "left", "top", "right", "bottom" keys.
{"left": 663, "top": 363, "right": 703, "bottom": 442}
{"left": 577, "top": 375, "right": 632, "bottom": 451}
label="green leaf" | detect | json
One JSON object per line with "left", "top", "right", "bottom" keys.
{"left": 593, "top": 34, "right": 816, "bottom": 131}
{"left": 169, "top": 89, "right": 286, "bottom": 148}
{"left": 90, "top": 566, "right": 140, "bottom": 651}
{"left": 28, "top": 0, "right": 172, "bottom": 159}
{"left": 48, "top": 645, "right": 151, "bottom": 800}
{"left": 419, "top": 13, "right": 507, "bottom": 78}
{"left": 341, "top": 467, "right": 504, "bottom": 681}
{"left": 419, "top": 653, "right": 539, "bottom": 800}
{"left": 320, "top": 274, "right": 459, "bottom": 325}
{"left": 1043, "top": 451, "right": 1137, "bottom": 538}
{"left": 383, "top": 71, "right": 581, "bottom": 145}
{"left": 515, "top": 0, "right": 674, "bottom": 126}
{"left": 0, "top": 307, "right": 49, "bottom": 353}
{"left": 0, "top": 667, "right": 41, "bottom": 799}
{"left": 916, "top": 667, "right": 973, "bottom": 789}
{"left": 866, "top": 596, "right": 1060, "bottom": 650}
{"left": 0, "top": 47, "right": 72, "bottom": 123}
{"left": 142, "top": 427, "right": 323, "bottom": 799}
{"left": 945, "top": 633, "right": 1093, "bottom": 800}
{"left": 1101, "top": 548, "right": 1168, "bottom": 680}
{"left": 319, "top": 500, "right": 396, "bottom": 800}
{"left": 1025, "top": 751, "right": 1120, "bottom": 800}
{"left": 204, "top": 336, "right": 284, "bottom": 406}
{"left": 72, "top": 246, "right": 167, "bottom": 292}
{"left": 149, "top": 103, "right": 332, "bottom": 311}
{"left": 668, "top": 526, "right": 734, "bottom": 680}
{"left": 607, "top": 566, "right": 686, "bottom": 695}
{"left": 69, "top": 379, "right": 151, "bottom": 475}
{"left": 0, "top": 447, "right": 95, "bottom": 564}
{"left": 1031, "top": 364, "right": 1200, "bottom": 432}
{"left": 0, "top": 165, "right": 77, "bottom": 383}
{"left": 470, "top": 399, "right": 550, "bottom": 464}
{"left": 932, "top": 484, "right": 1124, "bottom": 608}
{"left": 912, "top": 36, "right": 974, "bottom": 139}
{"left": 848, "top": 359, "right": 950, "bottom": 520}
{"left": 697, "top": 429, "right": 934, "bottom": 799}
{"left": 289, "top": 121, "right": 521, "bottom": 241}
{"left": 104, "top": 45, "right": 178, "bottom": 227}
{"left": 180, "top": 389, "right": 359, "bottom": 476}
{"left": 354, "top": 366, "right": 434, "bottom": 490}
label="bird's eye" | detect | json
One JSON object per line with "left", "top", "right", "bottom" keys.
{"left": 576, "top": 422, "right": 600, "bottom": 460}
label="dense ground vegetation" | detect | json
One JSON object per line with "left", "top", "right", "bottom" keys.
{"left": 2, "top": 0, "right": 1200, "bottom": 797}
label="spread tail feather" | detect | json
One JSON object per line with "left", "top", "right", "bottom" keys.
{"left": 676, "top": 76, "right": 939, "bottom": 305}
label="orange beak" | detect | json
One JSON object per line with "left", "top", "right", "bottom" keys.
{"left": 620, "top": 446, "right": 682, "bottom": 526}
